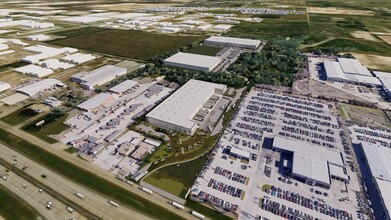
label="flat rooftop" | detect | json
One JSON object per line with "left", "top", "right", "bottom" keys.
{"left": 205, "top": 36, "right": 261, "bottom": 47}
{"left": 337, "top": 58, "right": 372, "bottom": 76}
{"left": 361, "top": 142, "right": 391, "bottom": 181}
{"left": 164, "top": 52, "right": 221, "bottom": 70}
{"left": 147, "top": 79, "right": 226, "bottom": 130}
{"left": 324, "top": 61, "right": 346, "bottom": 80}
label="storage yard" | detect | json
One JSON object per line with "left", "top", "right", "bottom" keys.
{"left": 191, "top": 88, "right": 362, "bottom": 219}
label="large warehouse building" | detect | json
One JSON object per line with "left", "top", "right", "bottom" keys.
{"left": 374, "top": 71, "right": 391, "bottom": 99}
{"left": 359, "top": 142, "right": 391, "bottom": 219}
{"left": 71, "top": 65, "right": 127, "bottom": 90}
{"left": 273, "top": 136, "right": 348, "bottom": 189}
{"left": 16, "top": 78, "right": 65, "bottom": 97}
{"left": 324, "top": 58, "right": 382, "bottom": 86}
{"left": 204, "top": 36, "right": 261, "bottom": 50}
{"left": 146, "top": 79, "right": 226, "bottom": 135}
{"left": 163, "top": 52, "right": 221, "bottom": 72}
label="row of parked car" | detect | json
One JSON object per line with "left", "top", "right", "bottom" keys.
{"left": 265, "top": 186, "right": 352, "bottom": 220}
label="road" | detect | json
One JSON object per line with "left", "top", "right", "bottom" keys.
{"left": 0, "top": 164, "right": 85, "bottom": 220}
{"left": 0, "top": 143, "right": 153, "bottom": 220}
{"left": 0, "top": 121, "right": 198, "bottom": 220}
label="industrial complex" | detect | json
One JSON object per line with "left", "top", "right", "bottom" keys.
{"left": 0, "top": 2, "right": 390, "bottom": 220}
{"left": 147, "top": 79, "right": 226, "bottom": 135}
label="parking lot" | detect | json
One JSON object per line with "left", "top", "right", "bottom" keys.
{"left": 191, "top": 88, "right": 361, "bottom": 220}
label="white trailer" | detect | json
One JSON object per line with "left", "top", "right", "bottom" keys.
{"left": 170, "top": 201, "right": 184, "bottom": 210}
{"left": 74, "top": 192, "right": 85, "bottom": 199}
{"left": 191, "top": 211, "right": 205, "bottom": 220}
{"left": 108, "top": 200, "right": 119, "bottom": 208}
{"left": 140, "top": 186, "right": 153, "bottom": 195}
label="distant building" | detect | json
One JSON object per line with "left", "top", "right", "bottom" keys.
{"left": 163, "top": 52, "right": 221, "bottom": 72}
{"left": 204, "top": 36, "right": 261, "bottom": 49}
{"left": 77, "top": 93, "right": 114, "bottom": 112}
{"left": 71, "top": 65, "right": 127, "bottom": 90}
{"left": 324, "top": 59, "right": 382, "bottom": 86}
{"left": 146, "top": 79, "right": 226, "bottom": 135}
{"left": 17, "top": 79, "right": 65, "bottom": 97}
{"left": 108, "top": 80, "right": 138, "bottom": 95}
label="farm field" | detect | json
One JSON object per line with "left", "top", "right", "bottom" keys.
{"left": 49, "top": 28, "right": 206, "bottom": 61}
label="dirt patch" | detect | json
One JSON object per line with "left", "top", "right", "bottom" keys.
{"left": 351, "top": 31, "right": 379, "bottom": 42}
{"left": 351, "top": 53, "right": 391, "bottom": 71}
{"left": 377, "top": 35, "right": 391, "bottom": 46}
{"left": 307, "top": 7, "right": 374, "bottom": 15}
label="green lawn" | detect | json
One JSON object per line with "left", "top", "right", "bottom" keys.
{"left": 144, "top": 171, "right": 188, "bottom": 198}
{"left": 22, "top": 113, "right": 68, "bottom": 144}
{"left": 187, "top": 45, "right": 222, "bottom": 56}
{"left": 50, "top": 26, "right": 106, "bottom": 37}
{"left": 49, "top": 29, "right": 206, "bottom": 61}
{"left": 146, "top": 154, "right": 210, "bottom": 197}
{"left": 1, "top": 105, "right": 39, "bottom": 126}
{"left": 0, "top": 127, "right": 184, "bottom": 220}
{"left": 0, "top": 185, "right": 41, "bottom": 220}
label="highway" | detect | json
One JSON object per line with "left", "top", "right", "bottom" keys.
{"left": 0, "top": 121, "right": 199, "bottom": 220}
{"left": 0, "top": 143, "right": 154, "bottom": 220}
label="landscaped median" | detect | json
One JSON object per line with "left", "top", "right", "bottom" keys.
{"left": 0, "top": 127, "right": 184, "bottom": 220}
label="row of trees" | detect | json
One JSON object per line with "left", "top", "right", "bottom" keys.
{"left": 228, "top": 37, "right": 304, "bottom": 87}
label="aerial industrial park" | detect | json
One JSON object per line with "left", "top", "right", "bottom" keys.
{"left": 0, "top": 0, "right": 391, "bottom": 220}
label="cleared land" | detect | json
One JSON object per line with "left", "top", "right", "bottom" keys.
{"left": 377, "top": 35, "right": 391, "bottom": 46}
{"left": 340, "top": 104, "right": 391, "bottom": 129}
{"left": 307, "top": 7, "right": 374, "bottom": 15}
{"left": 0, "top": 185, "right": 41, "bottom": 220}
{"left": 351, "top": 31, "right": 379, "bottom": 42}
{"left": 49, "top": 28, "right": 206, "bottom": 61}
{"left": 351, "top": 52, "right": 391, "bottom": 72}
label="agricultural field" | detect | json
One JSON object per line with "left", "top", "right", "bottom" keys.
{"left": 49, "top": 28, "right": 206, "bottom": 61}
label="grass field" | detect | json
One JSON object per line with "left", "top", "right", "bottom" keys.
{"left": 226, "top": 19, "right": 308, "bottom": 39}
{"left": 339, "top": 104, "right": 391, "bottom": 129}
{"left": 0, "top": 127, "right": 184, "bottom": 220}
{"left": 22, "top": 113, "right": 68, "bottom": 144}
{"left": 49, "top": 28, "right": 206, "bottom": 61}
{"left": 1, "top": 105, "right": 39, "bottom": 126}
{"left": 187, "top": 45, "right": 222, "bottom": 56}
{"left": 145, "top": 154, "right": 209, "bottom": 198}
{"left": 0, "top": 185, "right": 41, "bottom": 220}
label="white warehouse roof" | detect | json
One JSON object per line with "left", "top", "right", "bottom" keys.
{"left": 109, "top": 80, "right": 138, "bottom": 94}
{"left": 77, "top": 93, "right": 113, "bottom": 112}
{"left": 73, "top": 65, "right": 127, "bottom": 90}
{"left": 60, "top": 53, "right": 96, "bottom": 64}
{"left": 15, "top": 64, "right": 54, "bottom": 78}
{"left": 147, "top": 79, "right": 226, "bottom": 132}
{"left": 205, "top": 36, "right": 261, "bottom": 48}
{"left": 337, "top": 58, "right": 372, "bottom": 76}
{"left": 0, "top": 82, "right": 11, "bottom": 92}
{"left": 164, "top": 52, "right": 221, "bottom": 71}
{"left": 360, "top": 142, "right": 391, "bottom": 181}
{"left": 17, "top": 78, "right": 65, "bottom": 97}
{"left": 324, "top": 61, "right": 346, "bottom": 80}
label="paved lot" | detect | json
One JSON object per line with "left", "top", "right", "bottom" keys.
{"left": 191, "top": 88, "right": 361, "bottom": 220}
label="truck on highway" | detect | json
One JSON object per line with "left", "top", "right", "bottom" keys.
{"left": 66, "top": 206, "right": 75, "bottom": 213}
{"left": 170, "top": 201, "right": 184, "bottom": 210}
{"left": 191, "top": 211, "right": 205, "bottom": 219}
{"left": 74, "top": 192, "right": 85, "bottom": 199}
{"left": 140, "top": 186, "right": 153, "bottom": 195}
{"left": 108, "top": 200, "right": 119, "bottom": 208}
